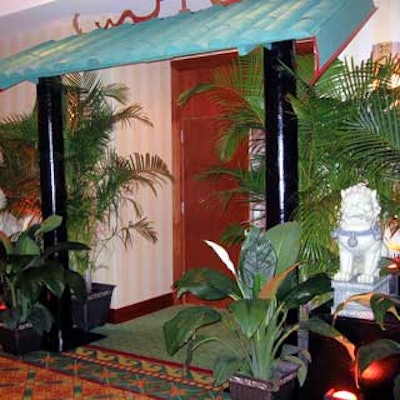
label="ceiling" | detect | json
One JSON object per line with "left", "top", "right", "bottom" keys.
{"left": 0, "top": 0, "right": 55, "bottom": 18}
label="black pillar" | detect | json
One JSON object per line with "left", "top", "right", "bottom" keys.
{"left": 37, "top": 76, "right": 70, "bottom": 352}
{"left": 264, "top": 41, "right": 298, "bottom": 229}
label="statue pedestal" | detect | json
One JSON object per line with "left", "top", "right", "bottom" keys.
{"left": 331, "top": 276, "right": 391, "bottom": 320}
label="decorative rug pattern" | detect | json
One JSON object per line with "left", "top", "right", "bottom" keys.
{"left": 0, "top": 345, "right": 230, "bottom": 399}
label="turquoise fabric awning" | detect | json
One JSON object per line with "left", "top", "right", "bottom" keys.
{"left": 0, "top": 0, "right": 376, "bottom": 89}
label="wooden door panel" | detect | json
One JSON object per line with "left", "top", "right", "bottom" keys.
{"left": 183, "top": 118, "right": 245, "bottom": 271}
{"left": 172, "top": 53, "right": 248, "bottom": 307}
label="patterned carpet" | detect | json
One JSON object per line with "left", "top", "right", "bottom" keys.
{"left": 0, "top": 345, "right": 230, "bottom": 399}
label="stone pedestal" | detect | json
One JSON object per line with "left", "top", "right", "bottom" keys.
{"left": 331, "top": 276, "right": 391, "bottom": 320}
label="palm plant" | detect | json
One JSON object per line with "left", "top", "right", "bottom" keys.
{"left": 0, "top": 71, "right": 172, "bottom": 281}
{"left": 291, "top": 55, "right": 400, "bottom": 277}
{"left": 0, "top": 108, "right": 41, "bottom": 218}
{"left": 178, "top": 48, "right": 400, "bottom": 279}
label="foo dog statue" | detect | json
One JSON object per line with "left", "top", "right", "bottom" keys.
{"left": 332, "top": 183, "right": 387, "bottom": 283}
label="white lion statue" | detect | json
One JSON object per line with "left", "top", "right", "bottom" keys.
{"left": 331, "top": 183, "right": 387, "bottom": 283}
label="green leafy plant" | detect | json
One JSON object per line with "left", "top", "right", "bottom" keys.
{"left": 0, "top": 214, "right": 87, "bottom": 334}
{"left": 305, "top": 292, "right": 400, "bottom": 399}
{"left": 163, "top": 221, "right": 331, "bottom": 386}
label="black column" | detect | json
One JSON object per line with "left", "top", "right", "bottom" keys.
{"left": 264, "top": 41, "right": 298, "bottom": 229}
{"left": 37, "top": 76, "right": 70, "bottom": 352}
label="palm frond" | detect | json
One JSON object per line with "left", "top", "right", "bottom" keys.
{"left": 112, "top": 104, "right": 153, "bottom": 128}
{"left": 122, "top": 217, "right": 158, "bottom": 244}
{"left": 123, "top": 152, "right": 173, "bottom": 192}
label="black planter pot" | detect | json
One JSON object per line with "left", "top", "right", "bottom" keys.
{"left": 72, "top": 283, "right": 115, "bottom": 331}
{"left": 229, "top": 362, "right": 299, "bottom": 400}
{"left": 0, "top": 324, "right": 42, "bottom": 355}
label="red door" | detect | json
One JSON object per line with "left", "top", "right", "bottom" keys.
{"left": 172, "top": 53, "right": 249, "bottom": 307}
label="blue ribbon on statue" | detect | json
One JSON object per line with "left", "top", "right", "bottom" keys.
{"left": 331, "top": 222, "right": 382, "bottom": 248}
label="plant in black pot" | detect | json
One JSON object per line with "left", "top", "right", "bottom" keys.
{"left": 62, "top": 72, "right": 173, "bottom": 329}
{"left": 0, "top": 213, "right": 87, "bottom": 354}
{"left": 163, "top": 221, "right": 331, "bottom": 400}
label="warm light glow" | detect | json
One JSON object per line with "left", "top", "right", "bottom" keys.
{"left": 361, "top": 362, "right": 385, "bottom": 382}
{"left": 387, "top": 263, "right": 399, "bottom": 271}
{"left": 325, "top": 388, "right": 358, "bottom": 400}
{"left": 333, "top": 391, "right": 357, "bottom": 400}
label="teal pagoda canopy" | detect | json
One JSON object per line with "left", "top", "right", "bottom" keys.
{"left": 0, "top": 0, "right": 376, "bottom": 89}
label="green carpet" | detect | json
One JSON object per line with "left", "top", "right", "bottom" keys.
{"left": 93, "top": 305, "right": 238, "bottom": 371}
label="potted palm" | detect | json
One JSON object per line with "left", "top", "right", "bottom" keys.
{"left": 0, "top": 71, "right": 173, "bottom": 329}
{"left": 0, "top": 213, "right": 87, "bottom": 354}
{"left": 163, "top": 221, "right": 331, "bottom": 399}
{"left": 62, "top": 72, "right": 172, "bottom": 329}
